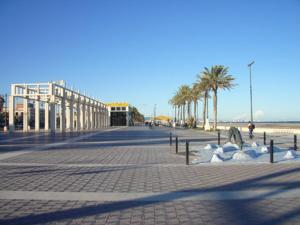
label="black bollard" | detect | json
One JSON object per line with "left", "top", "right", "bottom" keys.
{"left": 175, "top": 136, "right": 178, "bottom": 154}
{"left": 270, "top": 140, "right": 274, "bottom": 163}
{"left": 294, "top": 135, "right": 297, "bottom": 151}
{"left": 169, "top": 133, "right": 172, "bottom": 146}
{"left": 186, "top": 140, "right": 189, "bottom": 165}
{"left": 264, "top": 132, "right": 266, "bottom": 145}
{"left": 218, "top": 131, "right": 221, "bottom": 145}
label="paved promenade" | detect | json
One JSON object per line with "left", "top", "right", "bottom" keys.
{"left": 0, "top": 127, "right": 299, "bottom": 225}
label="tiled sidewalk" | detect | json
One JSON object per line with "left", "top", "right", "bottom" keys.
{"left": 1, "top": 198, "right": 300, "bottom": 225}
{"left": 0, "top": 126, "right": 299, "bottom": 225}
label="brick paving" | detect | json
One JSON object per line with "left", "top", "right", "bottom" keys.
{"left": 0, "top": 126, "right": 299, "bottom": 225}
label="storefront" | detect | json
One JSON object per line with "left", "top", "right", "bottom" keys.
{"left": 107, "top": 103, "right": 132, "bottom": 126}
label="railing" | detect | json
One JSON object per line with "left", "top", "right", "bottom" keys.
{"left": 169, "top": 131, "right": 298, "bottom": 165}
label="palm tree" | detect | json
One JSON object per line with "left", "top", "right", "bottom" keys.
{"left": 185, "top": 86, "right": 193, "bottom": 120}
{"left": 201, "top": 65, "right": 236, "bottom": 130}
{"left": 177, "top": 85, "right": 190, "bottom": 123}
{"left": 169, "top": 95, "right": 179, "bottom": 122}
{"left": 169, "top": 90, "right": 183, "bottom": 123}
{"left": 191, "top": 83, "right": 203, "bottom": 128}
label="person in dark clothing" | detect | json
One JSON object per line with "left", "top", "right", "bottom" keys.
{"left": 248, "top": 121, "right": 255, "bottom": 139}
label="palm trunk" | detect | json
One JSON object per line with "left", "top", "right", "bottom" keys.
{"left": 177, "top": 105, "right": 180, "bottom": 122}
{"left": 213, "top": 90, "right": 217, "bottom": 130}
{"left": 193, "top": 99, "right": 197, "bottom": 128}
{"left": 189, "top": 101, "right": 192, "bottom": 119}
{"left": 202, "top": 92, "right": 207, "bottom": 128}
{"left": 174, "top": 106, "right": 177, "bottom": 122}
{"left": 182, "top": 104, "right": 184, "bottom": 122}
{"left": 181, "top": 105, "right": 183, "bottom": 123}
{"left": 183, "top": 104, "right": 185, "bottom": 122}
{"left": 187, "top": 102, "right": 190, "bottom": 120}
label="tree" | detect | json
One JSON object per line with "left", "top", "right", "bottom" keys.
{"left": 169, "top": 95, "right": 179, "bottom": 122}
{"left": 178, "top": 85, "right": 192, "bottom": 122}
{"left": 201, "top": 65, "right": 236, "bottom": 130}
{"left": 191, "top": 83, "right": 203, "bottom": 128}
{"left": 131, "top": 107, "right": 144, "bottom": 123}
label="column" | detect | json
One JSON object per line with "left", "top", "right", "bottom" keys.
{"left": 69, "top": 96, "right": 74, "bottom": 131}
{"left": 98, "top": 107, "right": 101, "bottom": 128}
{"left": 76, "top": 96, "right": 81, "bottom": 131}
{"left": 100, "top": 107, "right": 103, "bottom": 127}
{"left": 60, "top": 89, "right": 66, "bottom": 132}
{"left": 8, "top": 96, "right": 15, "bottom": 132}
{"left": 66, "top": 102, "right": 70, "bottom": 130}
{"left": 81, "top": 98, "right": 86, "bottom": 130}
{"left": 106, "top": 109, "right": 109, "bottom": 127}
{"left": 94, "top": 105, "right": 97, "bottom": 129}
{"left": 23, "top": 98, "right": 29, "bottom": 132}
{"left": 96, "top": 106, "right": 99, "bottom": 129}
{"left": 49, "top": 102, "right": 56, "bottom": 132}
{"left": 91, "top": 104, "right": 95, "bottom": 129}
{"left": 102, "top": 107, "right": 105, "bottom": 127}
{"left": 87, "top": 103, "right": 91, "bottom": 130}
{"left": 45, "top": 102, "right": 49, "bottom": 131}
{"left": 35, "top": 99, "right": 40, "bottom": 132}
{"left": 49, "top": 84, "right": 56, "bottom": 132}
{"left": 102, "top": 108, "right": 105, "bottom": 127}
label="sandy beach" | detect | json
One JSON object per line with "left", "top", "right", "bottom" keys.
{"left": 218, "top": 122, "right": 300, "bottom": 129}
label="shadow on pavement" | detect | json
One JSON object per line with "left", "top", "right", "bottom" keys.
{"left": 1, "top": 167, "right": 300, "bottom": 225}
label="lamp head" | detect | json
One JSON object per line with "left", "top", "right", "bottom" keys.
{"left": 248, "top": 61, "right": 255, "bottom": 67}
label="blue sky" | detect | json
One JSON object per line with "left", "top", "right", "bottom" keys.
{"left": 0, "top": 0, "right": 299, "bottom": 121}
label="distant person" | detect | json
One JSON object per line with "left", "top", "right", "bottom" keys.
{"left": 248, "top": 121, "right": 255, "bottom": 139}
{"left": 180, "top": 120, "right": 183, "bottom": 127}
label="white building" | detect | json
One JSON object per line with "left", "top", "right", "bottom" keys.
{"left": 9, "top": 81, "right": 109, "bottom": 132}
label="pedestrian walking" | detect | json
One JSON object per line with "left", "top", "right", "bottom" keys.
{"left": 248, "top": 121, "right": 255, "bottom": 139}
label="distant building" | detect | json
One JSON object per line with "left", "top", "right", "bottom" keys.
{"left": 106, "top": 102, "right": 132, "bottom": 126}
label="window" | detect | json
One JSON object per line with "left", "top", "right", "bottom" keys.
{"left": 122, "top": 107, "right": 126, "bottom": 111}
{"left": 116, "top": 107, "right": 121, "bottom": 111}
{"left": 111, "top": 107, "right": 115, "bottom": 111}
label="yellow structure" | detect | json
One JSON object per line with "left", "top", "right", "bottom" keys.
{"left": 154, "top": 115, "right": 171, "bottom": 122}
{"left": 106, "top": 102, "right": 129, "bottom": 107}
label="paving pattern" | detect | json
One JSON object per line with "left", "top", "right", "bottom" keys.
{"left": 0, "top": 126, "right": 299, "bottom": 225}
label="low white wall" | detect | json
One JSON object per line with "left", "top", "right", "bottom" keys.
{"left": 217, "top": 125, "right": 300, "bottom": 134}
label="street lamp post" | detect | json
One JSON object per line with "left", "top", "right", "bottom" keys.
{"left": 248, "top": 61, "right": 255, "bottom": 123}
{"left": 153, "top": 104, "right": 156, "bottom": 123}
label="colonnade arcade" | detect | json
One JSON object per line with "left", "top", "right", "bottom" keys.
{"left": 8, "top": 82, "right": 109, "bottom": 132}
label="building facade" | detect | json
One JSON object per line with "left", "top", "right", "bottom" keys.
{"left": 106, "top": 103, "right": 132, "bottom": 126}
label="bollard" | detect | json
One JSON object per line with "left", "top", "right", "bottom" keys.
{"left": 270, "top": 140, "right": 274, "bottom": 163}
{"left": 218, "top": 131, "right": 221, "bottom": 145}
{"left": 294, "top": 135, "right": 297, "bottom": 151}
{"left": 186, "top": 140, "right": 189, "bottom": 165}
{"left": 175, "top": 136, "right": 178, "bottom": 154}
{"left": 169, "top": 133, "right": 172, "bottom": 146}
{"left": 263, "top": 132, "right": 266, "bottom": 145}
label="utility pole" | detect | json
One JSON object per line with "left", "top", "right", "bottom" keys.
{"left": 248, "top": 61, "right": 255, "bottom": 123}
{"left": 153, "top": 104, "right": 157, "bottom": 123}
